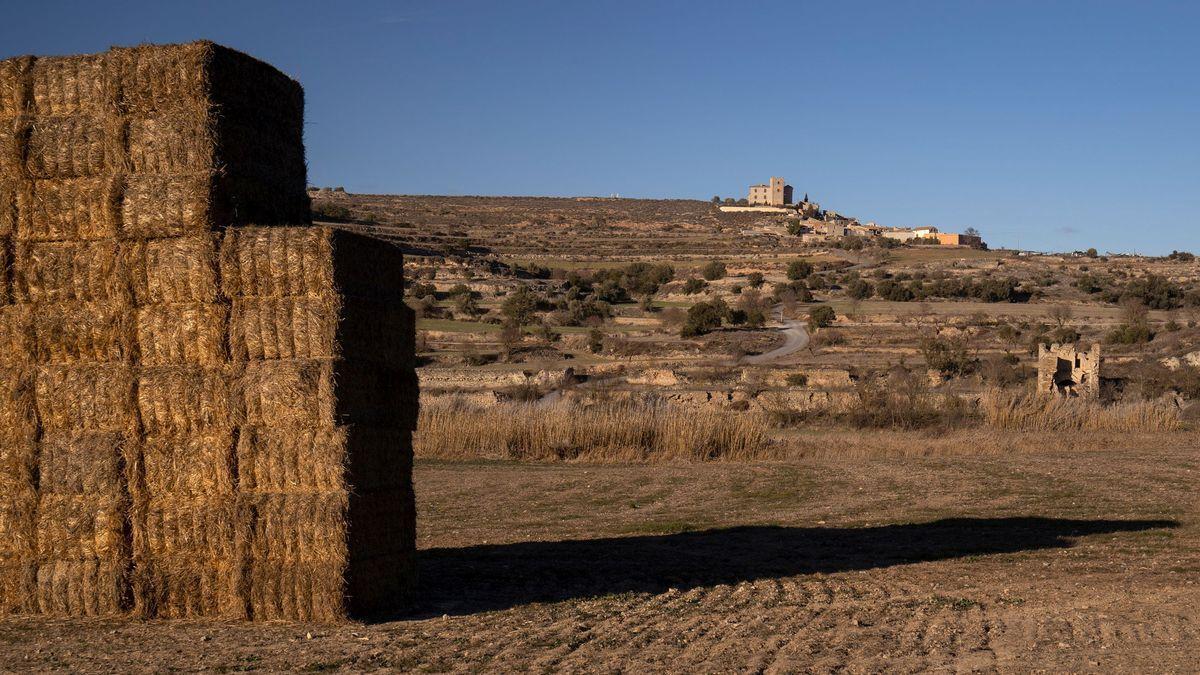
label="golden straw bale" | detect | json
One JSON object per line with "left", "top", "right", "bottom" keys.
{"left": 136, "top": 366, "right": 234, "bottom": 436}
{"left": 0, "top": 487, "right": 37, "bottom": 560}
{"left": 135, "top": 303, "right": 227, "bottom": 366}
{"left": 13, "top": 239, "right": 134, "bottom": 304}
{"left": 24, "top": 115, "right": 127, "bottom": 179}
{"left": 236, "top": 426, "right": 347, "bottom": 495}
{"left": 230, "top": 296, "right": 339, "bottom": 361}
{"left": 0, "top": 305, "right": 33, "bottom": 365}
{"left": 244, "top": 492, "right": 347, "bottom": 622}
{"left": 34, "top": 558, "right": 125, "bottom": 616}
{"left": 0, "top": 241, "right": 8, "bottom": 303}
{"left": 16, "top": 176, "right": 122, "bottom": 242}
{"left": 0, "top": 432, "right": 36, "bottom": 494}
{"left": 239, "top": 359, "right": 335, "bottom": 428}
{"left": 0, "top": 117, "right": 24, "bottom": 176}
{"left": 131, "top": 498, "right": 245, "bottom": 619}
{"left": 127, "top": 235, "right": 219, "bottom": 304}
{"left": 30, "top": 54, "right": 115, "bottom": 116}
{"left": 0, "top": 367, "right": 36, "bottom": 433}
{"left": 126, "top": 112, "right": 215, "bottom": 174}
{"left": 0, "top": 560, "right": 36, "bottom": 614}
{"left": 140, "top": 433, "right": 235, "bottom": 500}
{"left": 35, "top": 495, "right": 127, "bottom": 561}
{"left": 0, "top": 56, "right": 33, "bottom": 118}
{"left": 31, "top": 302, "right": 134, "bottom": 364}
{"left": 220, "top": 227, "right": 405, "bottom": 300}
{"left": 38, "top": 432, "right": 134, "bottom": 498}
{"left": 35, "top": 364, "right": 136, "bottom": 433}
{"left": 120, "top": 173, "right": 211, "bottom": 239}
{"left": 0, "top": 181, "right": 17, "bottom": 236}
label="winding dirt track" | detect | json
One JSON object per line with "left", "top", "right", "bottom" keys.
{"left": 2, "top": 445, "right": 1197, "bottom": 672}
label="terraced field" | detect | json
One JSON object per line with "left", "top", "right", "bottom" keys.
{"left": 3, "top": 445, "right": 1196, "bottom": 672}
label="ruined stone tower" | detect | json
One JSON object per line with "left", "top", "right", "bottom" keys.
{"left": 1037, "top": 343, "right": 1101, "bottom": 398}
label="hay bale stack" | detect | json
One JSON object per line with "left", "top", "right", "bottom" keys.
{"left": 223, "top": 227, "right": 417, "bottom": 620}
{"left": 0, "top": 42, "right": 415, "bottom": 620}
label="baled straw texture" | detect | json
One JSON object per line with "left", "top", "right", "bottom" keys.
{"left": 120, "top": 173, "right": 212, "bottom": 239}
{"left": 0, "top": 180, "right": 17, "bottom": 236}
{"left": 35, "top": 364, "right": 136, "bottom": 434}
{"left": 139, "top": 432, "right": 235, "bottom": 501}
{"left": 135, "top": 303, "right": 227, "bottom": 366}
{"left": 230, "top": 296, "right": 340, "bottom": 362}
{"left": 31, "top": 302, "right": 134, "bottom": 364}
{"left": 236, "top": 426, "right": 346, "bottom": 495}
{"left": 0, "top": 117, "right": 23, "bottom": 176}
{"left": 30, "top": 54, "right": 115, "bottom": 116}
{"left": 132, "top": 498, "right": 245, "bottom": 619}
{"left": 24, "top": 115, "right": 127, "bottom": 179}
{"left": 127, "top": 235, "right": 219, "bottom": 304}
{"left": 243, "top": 492, "right": 348, "bottom": 622}
{"left": 0, "top": 366, "right": 36, "bottom": 434}
{"left": 0, "top": 56, "right": 33, "bottom": 118}
{"left": 0, "top": 305, "right": 33, "bottom": 366}
{"left": 17, "top": 176, "right": 122, "bottom": 242}
{"left": 12, "top": 240, "right": 134, "bottom": 304}
{"left": 136, "top": 366, "right": 235, "bottom": 436}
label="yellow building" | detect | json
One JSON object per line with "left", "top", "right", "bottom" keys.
{"left": 748, "top": 177, "right": 792, "bottom": 206}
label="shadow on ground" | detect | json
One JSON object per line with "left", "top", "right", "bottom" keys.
{"left": 383, "top": 517, "right": 1177, "bottom": 620}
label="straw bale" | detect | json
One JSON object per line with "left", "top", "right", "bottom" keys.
{"left": 140, "top": 432, "right": 234, "bottom": 500}
{"left": 127, "top": 235, "right": 219, "bottom": 304}
{"left": 0, "top": 56, "right": 33, "bottom": 118}
{"left": 0, "top": 181, "right": 17, "bottom": 236}
{"left": 0, "top": 432, "right": 36, "bottom": 494}
{"left": 137, "top": 366, "right": 234, "bottom": 436}
{"left": 240, "top": 359, "right": 414, "bottom": 429}
{"left": 229, "top": 296, "right": 415, "bottom": 367}
{"left": 136, "top": 303, "right": 227, "bottom": 366}
{"left": 35, "top": 364, "right": 136, "bottom": 433}
{"left": 220, "top": 227, "right": 405, "bottom": 301}
{"left": 120, "top": 173, "right": 211, "bottom": 239}
{"left": 36, "top": 494, "right": 126, "bottom": 562}
{"left": 34, "top": 558, "right": 125, "bottom": 616}
{"left": 30, "top": 54, "right": 115, "bottom": 116}
{"left": 16, "top": 176, "right": 122, "bottom": 242}
{"left": 346, "top": 488, "right": 415, "bottom": 561}
{"left": 31, "top": 302, "right": 134, "bottom": 364}
{"left": 24, "top": 115, "right": 126, "bottom": 178}
{"left": 38, "top": 431, "right": 134, "bottom": 498}
{"left": 244, "top": 492, "right": 347, "bottom": 622}
{"left": 13, "top": 239, "right": 133, "bottom": 304}
{"left": 131, "top": 498, "right": 245, "bottom": 619}
{"left": 0, "top": 116, "right": 24, "bottom": 176}
{"left": 0, "top": 239, "right": 8, "bottom": 303}
{"left": 346, "top": 552, "right": 415, "bottom": 617}
{"left": 0, "top": 367, "right": 36, "bottom": 433}
{"left": 0, "top": 305, "right": 33, "bottom": 365}
{"left": 126, "top": 112, "right": 214, "bottom": 174}
{"left": 0, "top": 560, "right": 36, "bottom": 614}
{"left": 0, "top": 487, "right": 36, "bottom": 560}
{"left": 236, "top": 426, "right": 347, "bottom": 495}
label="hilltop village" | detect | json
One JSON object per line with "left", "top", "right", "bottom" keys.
{"left": 719, "top": 176, "right": 985, "bottom": 248}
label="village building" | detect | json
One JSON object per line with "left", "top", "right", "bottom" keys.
{"left": 748, "top": 177, "right": 793, "bottom": 206}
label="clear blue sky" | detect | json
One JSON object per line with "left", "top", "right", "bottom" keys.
{"left": 4, "top": 1, "right": 1198, "bottom": 253}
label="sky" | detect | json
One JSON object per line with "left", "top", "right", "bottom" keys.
{"left": 2, "top": 1, "right": 1198, "bottom": 254}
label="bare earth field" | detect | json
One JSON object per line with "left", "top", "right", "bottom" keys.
{"left": 3, "top": 444, "right": 1196, "bottom": 672}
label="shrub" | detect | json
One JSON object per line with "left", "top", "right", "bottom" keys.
{"left": 785, "top": 373, "right": 808, "bottom": 386}
{"left": 847, "top": 279, "right": 873, "bottom": 300}
{"left": 787, "top": 260, "right": 813, "bottom": 281}
{"left": 920, "top": 336, "right": 976, "bottom": 377}
{"left": 683, "top": 278, "right": 708, "bottom": 294}
{"left": 807, "top": 305, "right": 836, "bottom": 331}
{"left": 746, "top": 272, "right": 765, "bottom": 288}
{"left": 701, "top": 260, "right": 727, "bottom": 281}
{"left": 501, "top": 285, "right": 540, "bottom": 325}
{"left": 681, "top": 302, "right": 725, "bottom": 337}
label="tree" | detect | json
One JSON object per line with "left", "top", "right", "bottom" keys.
{"left": 787, "top": 260, "right": 813, "bottom": 281}
{"left": 1085, "top": 247, "right": 1099, "bottom": 258}
{"left": 454, "top": 292, "right": 482, "bottom": 318}
{"left": 683, "top": 277, "right": 707, "bottom": 294}
{"left": 746, "top": 272, "right": 764, "bottom": 288}
{"left": 500, "top": 285, "right": 539, "bottom": 325}
{"left": 587, "top": 328, "right": 605, "bottom": 353}
{"left": 847, "top": 279, "right": 873, "bottom": 300}
{"left": 1047, "top": 304, "right": 1073, "bottom": 330}
{"left": 807, "top": 305, "right": 836, "bottom": 332}
{"left": 964, "top": 227, "right": 981, "bottom": 238}
{"left": 701, "top": 260, "right": 727, "bottom": 281}
{"left": 711, "top": 195, "right": 721, "bottom": 204}
{"left": 680, "top": 302, "right": 725, "bottom": 337}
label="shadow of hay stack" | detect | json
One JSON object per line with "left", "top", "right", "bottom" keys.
{"left": 0, "top": 42, "right": 416, "bottom": 620}
{"left": 404, "top": 517, "right": 1177, "bottom": 619}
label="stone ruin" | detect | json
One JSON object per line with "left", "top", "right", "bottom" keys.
{"left": 1037, "top": 343, "right": 1101, "bottom": 398}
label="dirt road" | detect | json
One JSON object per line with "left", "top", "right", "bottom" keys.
{"left": 2, "top": 445, "right": 1197, "bottom": 672}
{"left": 743, "top": 319, "right": 808, "bottom": 364}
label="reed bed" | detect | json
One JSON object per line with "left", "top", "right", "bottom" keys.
{"left": 981, "top": 388, "right": 1182, "bottom": 433}
{"left": 416, "top": 398, "right": 773, "bottom": 462}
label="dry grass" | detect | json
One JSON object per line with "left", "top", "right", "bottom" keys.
{"left": 416, "top": 398, "right": 773, "bottom": 462}
{"left": 981, "top": 388, "right": 1182, "bottom": 433}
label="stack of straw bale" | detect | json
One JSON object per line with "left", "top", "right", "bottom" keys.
{"left": 0, "top": 42, "right": 415, "bottom": 620}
